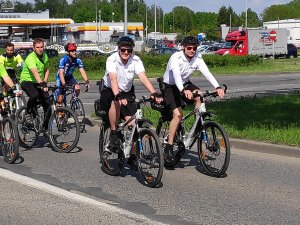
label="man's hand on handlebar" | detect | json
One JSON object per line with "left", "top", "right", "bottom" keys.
{"left": 85, "top": 80, "right": 90, "bottom": 92}
{"left": 40, "top": 81, "right": 48, "bottom": 92}
{"left": 150, "top": 92, "right": 163, "bottom": 104}
{"left": 216, "top": 87, "right": 225, "bottom": 99}
{"left": 182, "top": 89, "right": 193, "bottom": 100}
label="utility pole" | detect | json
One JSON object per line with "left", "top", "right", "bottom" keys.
{"left": 124, "top": 0, "right": 128, "bottom": 36}
{"left": 245, "top": 0, "right": 248, "bottom": 29}
{"left": 154, "top": 0, "right": 157, "bottom": 46}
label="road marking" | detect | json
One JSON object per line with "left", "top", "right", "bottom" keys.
{"left": 0, "top": 168, "right": 167, "bottom": 225}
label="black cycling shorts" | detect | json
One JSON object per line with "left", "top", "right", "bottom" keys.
{"left": 100, "top": 86, "right": 137, "bottom": 118}
{"left": 163, "top": 81, "right": 199, "bottom": 111}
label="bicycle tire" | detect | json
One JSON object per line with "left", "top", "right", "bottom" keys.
{"left": 70, "top": 98, "right": 85, "bottom": 133}
{"left": 156, "top": 118, "right": 185, "bottom": 169}
{"left": 136, "top": 128, "right": 163, "bottom": 188}
{"left": 98, "top": 125, "right": 124, "bottom": 176}
{"left": 48, "top": 107, "right": 80, "bottom": 153}
{"left": 16, "top": 106, "right": 39, "bottom": 148}
{"left": 10, "top": 95, "right": 26, "bottom": 120}
{"left": 0, "top": 116, "right": 19, "bottom": 164}
{"left": 197, "top": 121, "right": 230, "bottom": 177}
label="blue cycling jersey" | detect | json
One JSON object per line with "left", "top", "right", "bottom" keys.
{"left": 56, "top": 55, "right": 84, "bottom": 80}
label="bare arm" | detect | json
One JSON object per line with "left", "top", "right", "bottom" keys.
{"left": 44, "top": 68, "right": 50, "bottom": 82}
{"left": 79, "top": 68, "right": 88, "bottom": 82}
{"left": 59, "top": 68, "right": 66, "bottom": 85}
{"left": 137, "top": 72, "right": 156, "bottom": 94}
{"left": 2, "top": 75, "right": 14, "bottom": 88}
{"left": 30, "top": 67, "right": 44, "bottom": 83}
{"left": 108, "top": 72, "right": 119, "bottom": 97}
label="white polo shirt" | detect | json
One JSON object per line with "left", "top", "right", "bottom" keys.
{"left": 103, "top": 52, "right": 145, "bottom": 92}
{"left": 163, "top": 51, "right": 220, "bottom": 92}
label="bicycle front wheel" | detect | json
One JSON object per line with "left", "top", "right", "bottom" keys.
{"left": 136, "top": 128, "right": 163, "bottom": 188}
{"left": 98, "top": 125, "right": 124, "bottom": 176}
{"left": 48, "top": 107, "right": 80, "bottom": 153}
{"left": 197, "top": 121, "right": 230, "bottom": 177}
{"left": 10, "top": 95, "right": 26, "bottom": 120}
{"left": 0, "top": 116, "right": 19, "bottom": 164}
{"left": 16, "top": 106, "right": 39, "bottom": 148}
{"left": 70, "top": 98, "right": 85, "bottom": 133}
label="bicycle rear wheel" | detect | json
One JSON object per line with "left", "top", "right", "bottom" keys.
{"left": 48, "top": 107, "right": 80, "bottom": 153}
{"left": 156, "top": 118, "right": 185, "bottom": 169}
{"left": 16, "top": 106, "right": 39, "bottom": 148}
{"left": 0, "top": 116, "right": 19, "bottom": 164}
{"left": 98, "top": 125, "right": 124, "bottom": 176}
{"left": 197, "top": 121, "right": 230, "bottom": 177}
{"left": 136, "top": 128, "right": 163, "bottom": 188}
{"left": 70, "top": 98, "right": 85, "bottom": 133}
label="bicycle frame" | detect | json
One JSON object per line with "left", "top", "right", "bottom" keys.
{"left": 116, "top": 97, "right": 153, "bottom": 158}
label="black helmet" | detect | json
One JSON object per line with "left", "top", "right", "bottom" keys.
{"left": 181, "top": 36, "right": 199, "bottom": 46}
{"left": 117, "top": 36, "right": 135, "bottom": 47}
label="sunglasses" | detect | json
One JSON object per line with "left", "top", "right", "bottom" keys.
{"left": 186, "top": 46, "right": 197, "bottom": 51}
{"left": 120, "top": 48, "right": 133, "bottom": 53}
{"left": 69, "top": 50, "right": 76, "bottom": 52}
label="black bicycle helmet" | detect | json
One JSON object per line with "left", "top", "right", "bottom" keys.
{"left": 181, "top": 36, "right": 199, "bottom": 46}
{"left": 117, "top": 36, "right": 135, "bottom": 47}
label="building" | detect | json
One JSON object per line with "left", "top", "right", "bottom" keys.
{"left": 264, "top": 19, "right": 300, "bottom": 48}
{"left": 0, "top": 9, "right": 73, "bottom": 42}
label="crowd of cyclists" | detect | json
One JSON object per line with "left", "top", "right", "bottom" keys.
{"left": 0, "top": 35, "right": 226, "bottom": 186}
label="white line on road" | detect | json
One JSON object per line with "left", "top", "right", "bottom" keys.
{"left": 0, "top": 168, "right": 167, "bottom": 225}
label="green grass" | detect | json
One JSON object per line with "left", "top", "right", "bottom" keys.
{"left": 143, "top": 94, "right": 300, "bottom": 147}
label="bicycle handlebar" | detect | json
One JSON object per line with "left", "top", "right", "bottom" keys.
{"left": 190, "top": 84, "right": 227, "bottom": 98}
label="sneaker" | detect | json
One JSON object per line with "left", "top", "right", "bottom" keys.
{"left": 127, "top": 154, "right": 137, "bottom": 171}
{"left": 164, "top": 144, "right": 175, "bottom": 164}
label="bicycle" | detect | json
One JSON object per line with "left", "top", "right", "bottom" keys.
{"left": 3, "top": 68, "right": 26, "bottom": 119}
{"left": 0, "top": 93, "right": 19, "bottom": 164}
{"left": 16, "top": 85, "right": 80, "bottom": 153}
{"left": 155, "top": 83, "right": 230, "bottom": 177}
{"left": 98, "top": 96, "right": 164, "bottom": 188}
{"left": 63, "top": 83, "right": 88, "bottom": 133}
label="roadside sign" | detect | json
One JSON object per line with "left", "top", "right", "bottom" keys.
{"left": 269, "top": 30, "right": 277, "bottom": 41}
{"left": 261, "top": 31, "right": 269, "bottom": 38}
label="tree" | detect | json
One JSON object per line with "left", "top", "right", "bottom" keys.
{"left": 240, "top": 8, "right": 261, "bottom": 28}
{"left": 262, "top": 5, "right": 299, "bottom": 21}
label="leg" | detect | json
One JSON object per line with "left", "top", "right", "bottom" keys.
{"left": 38, "top": 89, "right": 51, "bottom": 130}
{"left": 20, "top": 82, "right": 40, "bottom": 115}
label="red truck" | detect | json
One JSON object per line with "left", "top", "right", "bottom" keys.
{"left": 216, "top": 28, "right": 288, "bottom": 57}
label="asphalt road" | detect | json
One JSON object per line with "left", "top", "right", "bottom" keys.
{"left": 0, "top": 125, "right": 299, "bottom": 225}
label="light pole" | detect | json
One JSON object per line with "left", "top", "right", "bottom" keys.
{"left": 154, "top": 0, "right": 157, "bottom": 46}
{"left": 99, "top": 10, "right": 101, "bottom": 43}
{"left": 145, "top": 4, "right": 148, "bottom": 40}
{"left": 112, "top": 12, "right": 114, "bottom": 22}
{"left": 124, "top": 0, "right": 128, "bottom": 36}
{"left": 245, "top": 0, "right": 248, "bottom": 29}
{"left": 95, "top": 0, "right": 98, "bottom": 44}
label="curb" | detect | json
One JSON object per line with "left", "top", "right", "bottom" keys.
{"left": 86, "top": 116, "right": 300, "bottom": 159}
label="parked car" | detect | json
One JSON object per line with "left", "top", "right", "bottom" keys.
{"left": 286, "top": 44, "right": 297, "bottom": 58}
{"left": 16, "top": 48, "right": 58, "bottom": 59}
{"left": 197, "top": 45, "right": 221, "bottom": 54}
{"left": 76, "top": 50, "right": 103, "bottom": 57}
{"left": 149, "top": 47, "right": 179, "bottom": 55}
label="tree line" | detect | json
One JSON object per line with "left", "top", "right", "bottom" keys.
{"left": 4, "top": 0, "right": 300, "bottom": 40}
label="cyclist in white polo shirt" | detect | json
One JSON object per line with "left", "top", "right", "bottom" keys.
{"left": 100, "top": 36, "right": 162, "bottom": 168}
{"left": 162, "top": 36, "right": 225, "bottom": 163}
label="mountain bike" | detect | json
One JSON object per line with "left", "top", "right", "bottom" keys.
{"left": 98, "top": 96, "right": 163, "bottom": 188}
{"left": 3, "top": 68, "right": 26, "bottom": 119}
{"left": 16, "top": 85, "right": 80, "bottom": 153}
{"left": 63, "top": 83, "right": 88, "bottom": 133}
{"left": 155, "top": 84, "right": 230, "bottom": 177}
{"left": 0, "top": 93, "right": 19, "bottom": 164}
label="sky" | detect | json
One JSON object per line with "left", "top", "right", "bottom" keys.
{"left": 144, "top": 0, "right": 292, "bottom": 15}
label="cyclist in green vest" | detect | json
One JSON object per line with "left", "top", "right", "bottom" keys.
{"left": 20, "top": 38, "right": 51, "bottom": 133}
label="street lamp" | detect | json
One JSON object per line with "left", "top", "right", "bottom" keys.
{"left": 98, "top": 10, "right": 101, "bottom": 43}
{"left": 245, "top": 0, "right": 250, "bottom": 29}
{"left": 154, "top": 0, "right": 157, "bottom": 46}
{"left": 124, "top": 0, "right": 128, "bottom": 36}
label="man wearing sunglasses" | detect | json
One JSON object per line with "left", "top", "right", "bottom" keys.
{"left": 100, "top": 36, "right": 162, "bottom": 169}
{"left": 161, "top": 36, "right": 225, "bottom": 163}
{"left": 55, "top": 43, "right": 89, "bottom": 105}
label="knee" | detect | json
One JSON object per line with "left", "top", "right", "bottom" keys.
{"left": 173, "top": 110, "right": 182, "bottom": 121}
